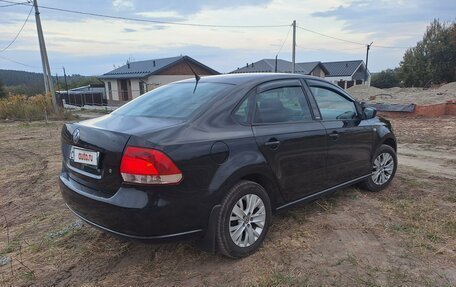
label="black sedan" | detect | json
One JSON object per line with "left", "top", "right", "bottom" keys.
{"left": 59, "top": 73, "right": 397, "bottom": 258}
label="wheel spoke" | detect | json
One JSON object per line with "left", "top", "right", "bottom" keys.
{"left": 246, "top": 194, "right": 255, "bottom": 214}
{"left": 252, "top": 227, "right": 262, "bottom": 238}
{"left": 231, "top": 224, "right": 244, "bottom": 244}
{"left": 246, "top": 225, "right": 255, "bottom": 245}
{"left": 251, "top": 214, "right": 265, "bottom": 223}
{"left": 232, "top": 205, "right": 245, "bottom": 219}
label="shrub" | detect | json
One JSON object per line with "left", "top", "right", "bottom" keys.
{"left": 371, "top": 69, "right": 401, "bottom": 88}
{"left": 0, "top": 94, "right": 59, "bottom": 121}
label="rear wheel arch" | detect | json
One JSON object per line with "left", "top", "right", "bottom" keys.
{"left": 212, "top": 165, "right": 282, "bottom": 210}
{"left": 239, "top": 173, "right": 281, "bottom": 210}
{"left": 382, "top": 137, "right": 397, "bottom": 151}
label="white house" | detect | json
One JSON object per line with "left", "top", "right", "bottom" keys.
{"left": 99, "top": 55, "right": 219, "bottom": 105}
{"left": 321, "top": 60, "right": 371, "bottom": 88}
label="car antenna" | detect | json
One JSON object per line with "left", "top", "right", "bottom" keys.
{"left": 185, "top": 60, "right": 200, "bottom": 94}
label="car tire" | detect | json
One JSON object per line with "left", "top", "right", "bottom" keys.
{"left": 362, "top": 144, "right": 397, "bottom": 192}
{"left": 216, "top": 180, "right": 271, "bottom": 258}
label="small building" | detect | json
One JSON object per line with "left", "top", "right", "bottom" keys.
{"left": 99, "top": 55, "right": 219, "bottom": 105}
{"left": 322, "top": 60, "right": 371, "bottom": 88}
{"left": 230, "top": 59, "right": 329, "bottom": 78}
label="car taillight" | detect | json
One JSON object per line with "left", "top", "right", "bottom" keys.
{"left": 120, "top": 146, "right": 182, "bottom": 185}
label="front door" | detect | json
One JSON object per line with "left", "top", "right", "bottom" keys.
{"left": 251, "top": 80, "right": 327, "bottom": 201}
{"left": 119, "top": 80, "right": 130, "bottom": 101}
{"left": 306, "top": 80, "right": 373, "bottom": 187}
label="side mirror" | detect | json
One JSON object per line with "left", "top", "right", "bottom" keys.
{"left": 363, "top": 107, "right": 377, "bottom": 119}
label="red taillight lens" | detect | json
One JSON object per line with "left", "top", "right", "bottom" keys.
{"left": 120, "top": 146, "right": 182, "bottom": 185}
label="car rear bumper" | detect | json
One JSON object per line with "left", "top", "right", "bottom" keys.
{"left": 59, "top": 172, "right": 208, "bottom": 240}
{"left": 65, "top": 203, "right": 202, "bottom": 240}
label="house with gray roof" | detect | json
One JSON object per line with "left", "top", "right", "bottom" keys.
{"left": 99, "top": 55, "right": 219, "bottom": 104}
{"left": 230, "top": 58, "right": 370, "bottom": 88}
{"left": 322, "top": 60, "right": 371, "bottom": 89}
{"left": 230, "top": 59, "right": 329, "bottom": 78}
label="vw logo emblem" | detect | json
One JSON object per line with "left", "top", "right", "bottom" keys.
{"left": 72, "top": 129, "right": 80, "bottom": 144}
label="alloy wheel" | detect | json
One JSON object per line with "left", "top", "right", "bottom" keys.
{"left": 229, "top": 194, "right": 266, "bottom": 247}
{"left": 371, "top": 152, "right": 394, "bottom": 185}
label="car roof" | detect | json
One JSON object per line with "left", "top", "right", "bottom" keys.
{"left": 175, "top": 73, "right": 316, "bottom": 86}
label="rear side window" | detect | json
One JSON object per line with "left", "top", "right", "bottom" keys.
{"left": 233, "top": 97, "right": 250, "bottom": 124}
{"left": 309, "top": 86, "right": 357, "bottom": 120}
{"left": 254, "top": 87, "right": 312, "bottom": 124}
{"left": 112, "top": 82, "right": 231, "bottom": 120}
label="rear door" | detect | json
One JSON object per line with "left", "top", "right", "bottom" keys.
{"left": 305, "top": 79, "right": 373, "bottom": 187}
{"left": 250, "top": 80, "right": 327, "bottom": 201}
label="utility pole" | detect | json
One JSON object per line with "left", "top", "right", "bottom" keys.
{"left": 33, "top": 0, "right": 59, "bottom": 113}
{"left": 63, "top": 67, "right": 69, "bottom": 95}
{"left": 275, "top": 55, "right": 278, "bottom": 72}
{"left": 291, "top": 20, "right": 296, "bottom": 73}
{"left": 365, "top": 41, "right": 373, "bottom": 71}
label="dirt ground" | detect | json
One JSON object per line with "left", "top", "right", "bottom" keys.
{"left": 0, "top": 116, "right": 455, "bottom": 287}
{"left": 348, "top": 82, "right": 456, "bottom": 105}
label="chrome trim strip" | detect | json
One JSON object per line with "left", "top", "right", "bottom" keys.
{"left": 66, "top": 162, "right": 102, "bottom": 179}
{"left": 65, "top": 204, "right": 203, "bottom": 240}
{"left": 276, "top": 174, "right": 370, "bottom": 210}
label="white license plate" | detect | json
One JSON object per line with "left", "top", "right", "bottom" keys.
{"left": 70, "top": 147, "right": 99, "bottom": 166}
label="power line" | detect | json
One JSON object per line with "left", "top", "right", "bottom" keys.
{"left": 0, "top": 1, "right": 28, "bottom": 7}
{"left": 0, "top": 0, "right": 289, "bottom": 28}
{"left": 276, "top": 24, "right": 293, "bottom": 56}
{"left": 372, "top": 44, "right": 411, "bottom": 49}
{"left": 0, "top": 54, "right": 39, "bottom": 69}
{"left": 1, "top": 5, "right": 33, "bottom": 52}
{"left": 297, "top": 25, "right": 365, "bottom": 46}
{"left": 297, "top": 25, "right": 412, "bottom": 50}
{"left": 296, "top": 43, "right": 363, "bottom": 51}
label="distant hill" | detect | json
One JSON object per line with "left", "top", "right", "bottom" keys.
{"left": 0, "top": 69, "right": 103, "bottom": 96}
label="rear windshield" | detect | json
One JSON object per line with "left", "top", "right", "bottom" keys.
{"left": 112, "top": 82, "right": 232, "bottom": 119}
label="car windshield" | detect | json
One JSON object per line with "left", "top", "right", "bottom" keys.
{"left": 112, "top": 82, "right": 232, "bottom": 119}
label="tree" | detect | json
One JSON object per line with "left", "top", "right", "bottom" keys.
{"left": 399, "top": 19, "right": 456, "bottom": 87}
{"left": 0, "top": 79, "right": 7, "bottom": 98}
{"left": 371, "top": 69, "right": 400, "bottom": 88}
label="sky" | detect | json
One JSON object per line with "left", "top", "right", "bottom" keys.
{"left": 0, "top": 0, "right": 454, "bottom": 75}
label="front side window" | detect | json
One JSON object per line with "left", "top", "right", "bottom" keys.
{"left": 309, "top": 86, "right": 357, "bottom": 120}
{"left": 254, "top": 86, "right": 312, "bottom": 124}
{"left": 112, "top": 82, "right": 232, "bottom": 120}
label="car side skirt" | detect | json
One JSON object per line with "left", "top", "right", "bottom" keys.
{"left": 276, "top": 174, "right": 371, "bottom": 210}
{"left": 66, "top": 203, "right": 203, "bottom": 240}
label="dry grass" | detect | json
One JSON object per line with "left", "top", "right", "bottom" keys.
{"left": 0, "top": 117, "right": 455, "bottom": 286}
{"left": 0, "top": 94, "right": 74, "bottom": 121}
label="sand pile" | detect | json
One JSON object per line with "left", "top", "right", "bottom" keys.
{"left": 347, "top": 82, "right": 456, "bottom": 105}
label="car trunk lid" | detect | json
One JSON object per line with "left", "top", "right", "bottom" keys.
{"left": 61, "top": 114, "right": 185, "bottom": 196}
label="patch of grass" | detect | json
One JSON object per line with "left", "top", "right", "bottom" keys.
{"left": 0, "top": 239, "right": 20, "bottom": 255}
{"left": 315, "top": 198, "right": 334, "bottom": 213}
{"left": 380, "top": 171, "right": 456, "bottom": 252}
{"left": 18, "top": 271, "right": 35, "bottom": 282}
{"left": 252, "top": 271, "right": 304, "bottom": 287}
{"left": 79, "top": 108, "right": 111, "bottom": 114}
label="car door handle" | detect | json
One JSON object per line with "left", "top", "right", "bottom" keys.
{"left": 329, "top": 132, "right": 340, "bottom": 140}
{"left": 264, "top": 139, "right": 280, "bottom": 149}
